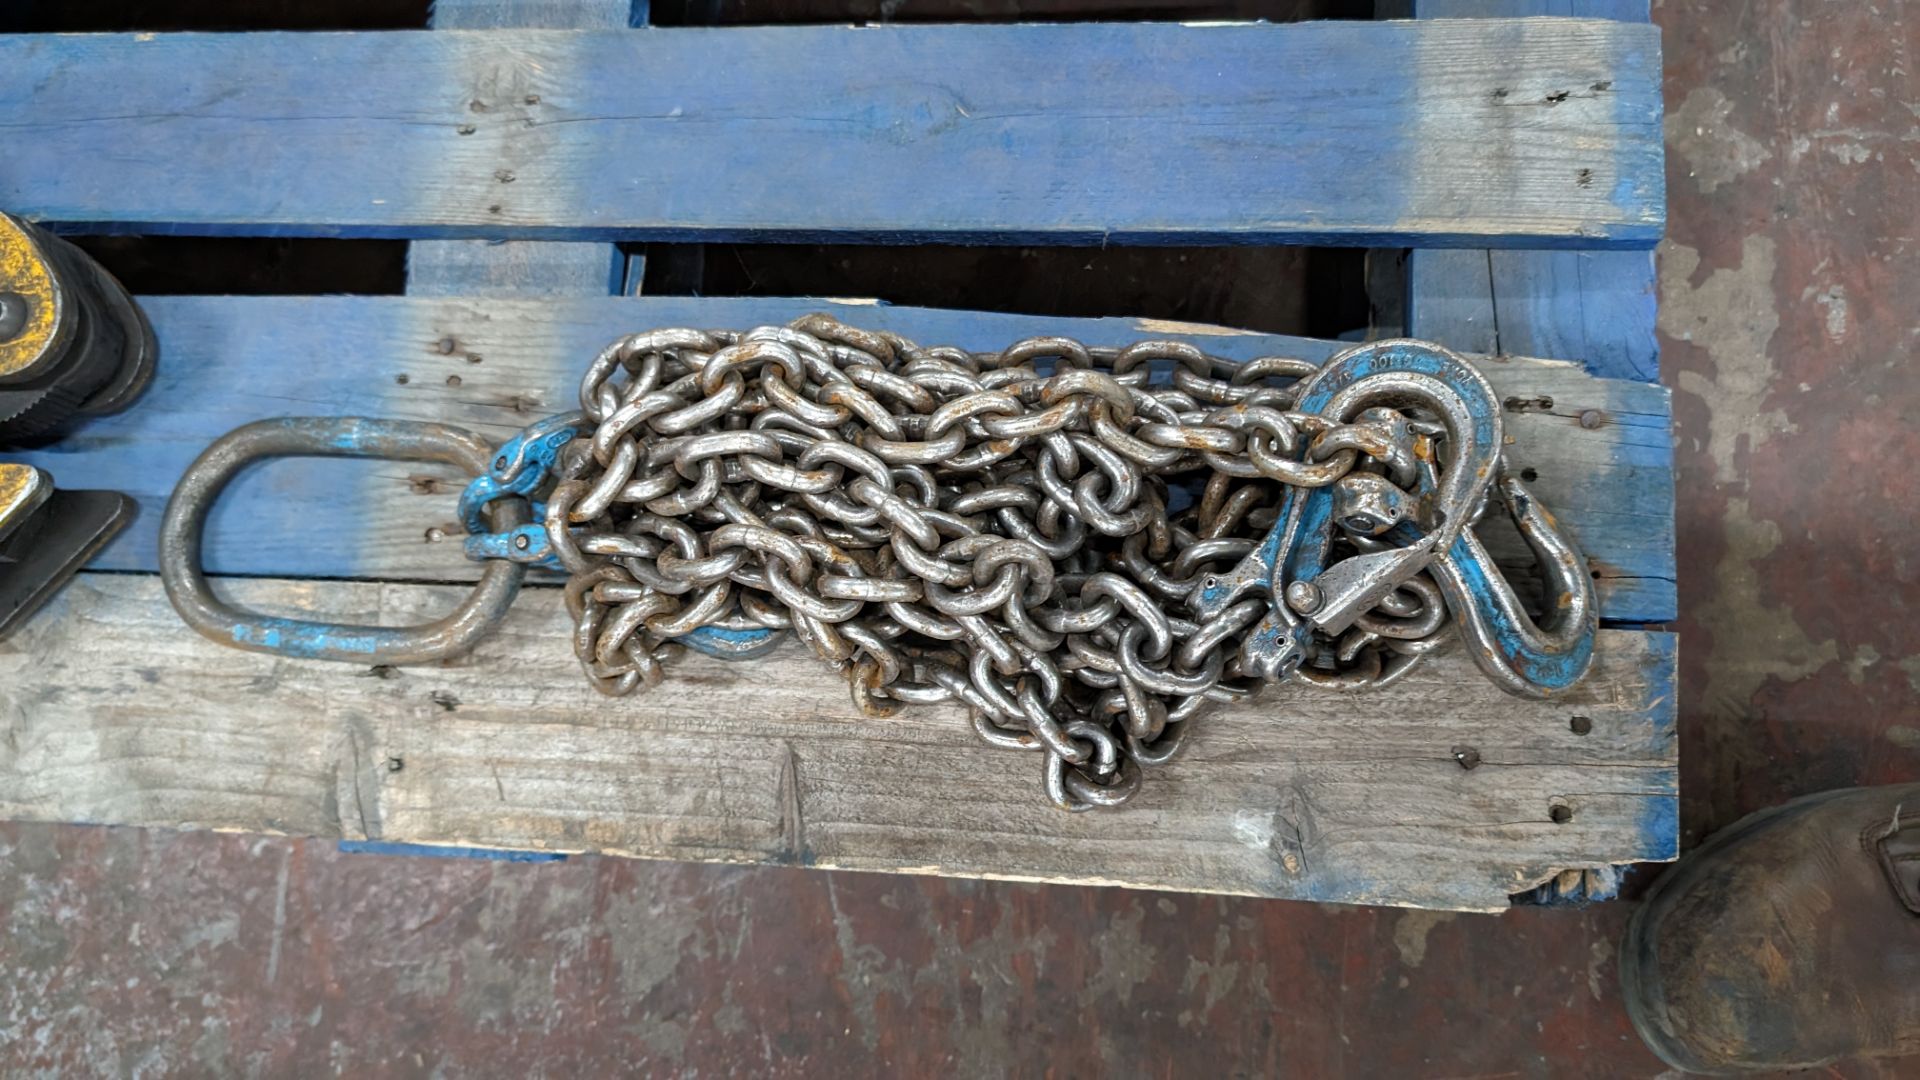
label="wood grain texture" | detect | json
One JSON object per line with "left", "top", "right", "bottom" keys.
{"left": 408, "top": 0, "right": 639, "bottom": 298}
{"left": 1406, "top": 247, "right": 1660, "bottom": 384}
{"left": 1404, "top": 0, "right": 1661, "bottom": 383}
{"left": 15, "top": 295, "right": 1675, "bottom": 623}
{"left": 0, "top": 572, "right": 1677, "bottom": 912}
{"left": 0, "top": 21, "right": 1663, "bottom": 247}
{"left": 406, "top": 238, "right": 630, "bottom": 297}
{"left": 1487, "top": 249, "right": 1659, "bottom": 382}
{"left": 428, "top": 0, "right": 646, "bottom": 25}
{"left": 1403, "top": 249, "right": 1499, "bottom": 356}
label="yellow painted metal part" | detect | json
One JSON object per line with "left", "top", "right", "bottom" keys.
{"left": 0, "top": 462, "right": 52, "bottom": 540}
{"left": 0, "top": 213, "right": 63, "bottom": 380}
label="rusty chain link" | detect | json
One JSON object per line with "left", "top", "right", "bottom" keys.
{"left": 157, "top": 315, "right": 1595, "bottom": 800}
{"left": 509, "top": 314, "right": 1596, "bottom": 812}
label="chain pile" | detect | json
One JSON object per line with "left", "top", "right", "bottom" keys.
{"left": 533, "top": 315, "right": 1553, "bottom": 811}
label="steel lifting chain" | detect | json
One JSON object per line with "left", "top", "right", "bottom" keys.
{"left": 160, "top": 315, "right": 1598, "bottom": 812}
{"left": 491, "top": 315, "right": 1599, "bottom": 812}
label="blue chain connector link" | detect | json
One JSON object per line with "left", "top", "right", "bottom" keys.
{"left": 463, "top": 522, "right": 559, "bottom": 567}
{"left": 459, "top": 412, "right": 583, "bottom": 572}
{"left": 455, "top": 411, "right": 787, "bottom": 662}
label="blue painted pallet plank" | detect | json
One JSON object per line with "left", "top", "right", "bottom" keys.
{"left": 408, "top": 0, "right": 641, "bottom": 298}
{"left": 1405, "top": 248, "right": 1660, "bottom": 382}
{"left": 1486, "top": 248, "right": 1659, "bottom": 382}
{"left": 1408, "top": 0, "right": 1668, "bottom": 902}
{"left": 1412, "top": 0, "right": 1647, "bottom": 17}
{"left": 1405, "top": 0, "right": 1662, "bottom": 383}
{"left": 338, "top": 839, "right": 567, "bottom": 862}
{"left": 1404, "top": 249, "right": 1499, "bottom": 356}
{"left": 16, "top": 295, "right": 1675, "bottom": 624}
{"left": 429, "top": 0, "right": 649, "bottom": 25}
{"left": 0, "top": 21, "right": 1664, "bottom": 248}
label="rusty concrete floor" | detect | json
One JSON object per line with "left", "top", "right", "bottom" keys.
{"left": 4, "top": 0, "right": 1918, "bottom": 1075}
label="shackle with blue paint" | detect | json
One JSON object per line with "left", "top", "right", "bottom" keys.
{"left": 1192, "top": 339, "right": 1596, "bottom": 697}
{"left": 454, "top": 408, "right": 785, "bottom": 663}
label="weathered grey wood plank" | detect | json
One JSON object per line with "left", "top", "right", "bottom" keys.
{"left": 0, "top": 573, "right": 1676, "bottom": 912}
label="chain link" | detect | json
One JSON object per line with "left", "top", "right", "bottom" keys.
{"left": 519, "top": 315, "right": 1584, "bottom": 811}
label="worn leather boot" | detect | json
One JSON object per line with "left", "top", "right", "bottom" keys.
{"left": 1621, "top": 784, "right": 1920, "bottom": 1074}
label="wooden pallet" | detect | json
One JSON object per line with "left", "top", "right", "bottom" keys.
{"left": 0, "top": 0, "right": 1672, "bottom": 912}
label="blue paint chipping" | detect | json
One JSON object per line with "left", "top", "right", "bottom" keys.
{"left": 1610, "top": 21, "right": 1666, "bottom": 223}
{"left": 428, "top": 0, "right": 643, "bottom": 28}
{"left": 679, "top": 623, "right": 785, "bottom": 660}
{"left": 232, "top": 624, "right": 281, "bottom": 650}
{"left": 408, "top": 0, "right": 636, "bottom": 298}
{"left": 1638, "top": 793, "right": 1681, "bottom": 861}
{"left": 464, "top": 524, "right": 559, "bottom": 569}
{"left": 339, "top": 840, "right": 566, "bottom": 862}
{"left": 1644, "top": 632, "right": 1680, "bottom": 742}
{"left": 1284, "top": 486, "right": 1337, "bottom": 588}
{"left": 233, "top": 617, "right": 388, "bottom": 659}
{"left": 1444, "top": 532, "right": 1594, "bottom": 689}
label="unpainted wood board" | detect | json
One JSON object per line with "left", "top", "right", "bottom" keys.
{"left": 0, "top": 572, "right": 1677, "bottom": 912}
{"left": 0, "top": 21, "right": 1664, "bottom": 247}
{"left": 12, "top": 295, "right": 1675, "bottom": 623}
{"left": 406, "top": 238, "right": 630, "bottom": 297}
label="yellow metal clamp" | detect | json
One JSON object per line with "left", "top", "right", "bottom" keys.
{"left": 0, "top": 462, "right": 51, "bottom": 532}
{"left": 0, "top": 461, "right": 134, "bottom": 643}
{"left": 0, "top": 211, "right": 156, "bottom": 441}
{"left": 0, "top": 214, "right": 150, "bottom": 637}
{"left": 0, "top": 213, "right": 67, "bottom": 383}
